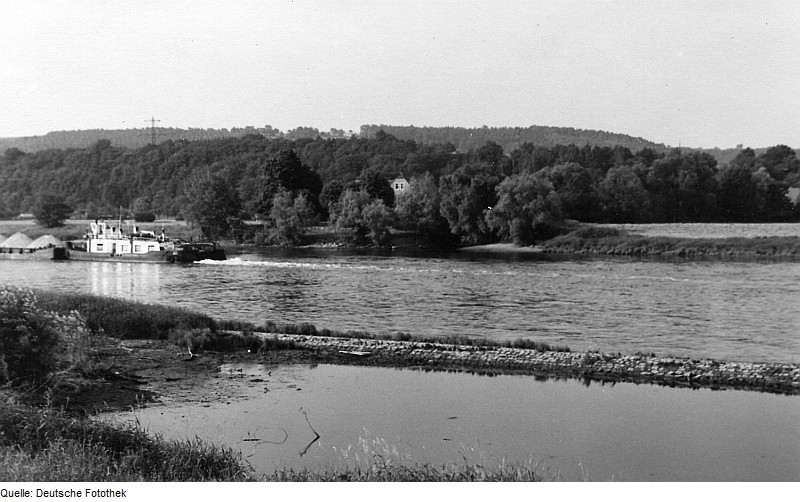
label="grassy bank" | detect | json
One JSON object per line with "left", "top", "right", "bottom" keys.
{"left": 540, "top": 225, "right": 800, "bottom": 258}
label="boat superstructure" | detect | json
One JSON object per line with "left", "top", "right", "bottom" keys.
{"left": 79, "top": 221, "right": 174, "bottom": 256}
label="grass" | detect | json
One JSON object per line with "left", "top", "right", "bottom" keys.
{"left": 541, "top": 224, "right": 800, "bottom": 258}
{"left": 0, "top": 393, "right": 251, "bottom": 481}
{"left": 34, "top": 290, "right": 217, "bottom": 340}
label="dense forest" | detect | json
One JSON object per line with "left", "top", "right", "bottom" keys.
{"left": 1, "top": 131, "right": 799, "bottom": 246}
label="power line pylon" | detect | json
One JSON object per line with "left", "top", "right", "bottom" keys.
{"left": 145, "top": 116, "right": 162, "bottom": 145}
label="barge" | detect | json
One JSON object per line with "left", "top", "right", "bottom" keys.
{"left": 0, "top": 221, "right": 226, "bottom": 263}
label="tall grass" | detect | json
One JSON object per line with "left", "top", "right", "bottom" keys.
{"left": 266, "top": 435, "right": 550, "bottom": 481}
{"left": 34, "top": 290, "right": 217, "bottom": 340}
{"left": 0, "top": 395, "right": 252, "bottom": 481}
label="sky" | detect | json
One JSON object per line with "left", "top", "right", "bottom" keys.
{"left": 2, "top": 0, "right": 799, "bottom": 149}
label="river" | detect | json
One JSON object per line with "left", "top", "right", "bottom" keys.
{"left": 1, "top": 248, "right": 799, "bottom": 363}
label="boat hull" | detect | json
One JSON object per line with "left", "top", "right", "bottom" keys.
{"left": 0, "top": 244, "right": 226, "bottom": 263}
{"left": 172, "top": 244, "right": 226, "bottom": 263}
{"left": 66, "top": 249, "right": 171, "bottom": 263}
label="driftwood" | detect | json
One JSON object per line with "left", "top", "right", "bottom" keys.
{"left": 298, "top": 407, "right": 321, "bottom": 456}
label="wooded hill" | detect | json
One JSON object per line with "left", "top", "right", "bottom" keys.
{"left": 2, "top": 132, "right": 799, "bottom": 246}
{"left": 1, "top": 124, "right": 668, "bottom": 154}
{"left": 3, "top": 124, "right": 791, "bottom": 168}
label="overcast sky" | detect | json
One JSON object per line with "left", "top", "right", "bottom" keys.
{"left": 2, "top": 0, "right": 799, "bottom": 148}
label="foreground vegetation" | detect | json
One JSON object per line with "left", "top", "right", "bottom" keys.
{"left": 0, "top": 286, "right": 559, "bottom": 481}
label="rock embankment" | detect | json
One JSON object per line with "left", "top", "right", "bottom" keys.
{"left": 263, "top": 334, "right": 800, "bottom": 396}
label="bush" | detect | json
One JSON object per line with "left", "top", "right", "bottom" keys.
{"left": 0, "top": 288, "right": 92, "bottom": 385}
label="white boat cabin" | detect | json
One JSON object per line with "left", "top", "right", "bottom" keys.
{"left": 86, "top": 221, "right": 168, "bottom": 255}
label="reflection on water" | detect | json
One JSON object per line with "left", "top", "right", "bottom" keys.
{"left": 107, "top": 363, "right": 800, "bottom": 481}
{"left": 88, "top": 262, "right": 162, "bottom": 301}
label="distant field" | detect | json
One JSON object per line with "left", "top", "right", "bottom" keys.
{"left": 601, "top": 223, "right": 800, "bottom": 239}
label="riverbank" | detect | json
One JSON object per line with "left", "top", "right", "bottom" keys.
{"left": 49, "top": 334, "right": 799, "bottom": 420}
{"left": 253, "top": 333, "right": 800, "bottom": 396}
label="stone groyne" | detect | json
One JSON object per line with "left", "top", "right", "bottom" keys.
{"left": 263, "top": 334, "right": 800, "bottom": 396}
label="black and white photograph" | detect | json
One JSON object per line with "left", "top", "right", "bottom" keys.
{"left": 1, "top": 0, "right": 798, "bottom": 491}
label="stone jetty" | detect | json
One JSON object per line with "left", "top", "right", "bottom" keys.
{"left": 259, "top": 333, "right": 800, "bottom": 396}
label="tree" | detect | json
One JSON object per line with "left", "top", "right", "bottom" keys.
{"left": 752, "top": 169, "right": 792, "bottom": 221}
{"left": 485, "top": 172, "right": 564, "bottom": 245}
{"left": 359, "top": 169, "right": 395, "bottom": 207}
{"left": 535, "top": 163, "right": 600, "bottom": 222}
{"left": 263, "top": 189, "right": 316, "bottom": 245}
{"left": 756, "top": 145, "right": 800, "bottom": 184}
{"left": 319, "top": 179, "right": 345, "bottom": 221}
{"left": 675, "top": 151, "right": 718, "bottom": 221}
{"left": 716, "top": 165, "right": 757, "bottom": 221}
{"left": 247, "top": 148, "right": 322, "bottom": 218}
{"left": 729, "top": 147, "right": 757, "bottom": 172}
{"left": 183, "top": 170, "right": 243, "bottom": 240}
{"left": 33, "top": 193, "right": 72, "bottom": 227}
{"left": 439, "top": 169, "right": 500, "bottom": 245}
{"left": 330, "top": 189, "right": 392, "bottom": 246}
{"left": 599, "top": 165, "right": 651, "bottom": 222}
{"left": 395, "top": 172, "right": 455, "bottom": 247}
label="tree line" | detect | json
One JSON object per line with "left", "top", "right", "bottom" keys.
{"left": 1, "top": 132, "right": 799, "bottom": 246}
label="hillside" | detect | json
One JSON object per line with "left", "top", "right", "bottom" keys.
{"left": 358, "top": 124, "right": 669, "bottom": 153}
{"left": 0, "top": 124, "right": 668, "bottom": 155}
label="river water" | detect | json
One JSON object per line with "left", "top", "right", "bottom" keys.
{"left": 111, "top": 362, "right": 800, "bottom": 481}
{"left": 2, "top": 249, "right": 800, "bottom": 480}
{"left": 1, "top": 248, "right": 799, "bottom": 363}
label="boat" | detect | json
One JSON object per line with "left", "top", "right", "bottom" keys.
{"left": 65, "top": 221, "right": 174, "bottom": 262}
{"left": 0, "top": 232, "right": 69, "bottom": 260}
{"left": 0, "top": 221, "right": 226, "bottom": 263}
{"left": 170, "top": 242, "right": 227, "bottom": 263}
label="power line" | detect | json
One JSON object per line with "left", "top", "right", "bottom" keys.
{"left": 144, "top": 116, "right": 164, "bottom": 145}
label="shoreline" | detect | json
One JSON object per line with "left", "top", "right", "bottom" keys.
{"left": 77, "top": 334, "right": 800, "bottom": 416}
{"left": 258, "top": 333, "right": 800, "bottom": 396}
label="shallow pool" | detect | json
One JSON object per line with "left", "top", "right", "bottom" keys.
{"left": 106, "top": 363, "right": 800, "bottom": 481}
